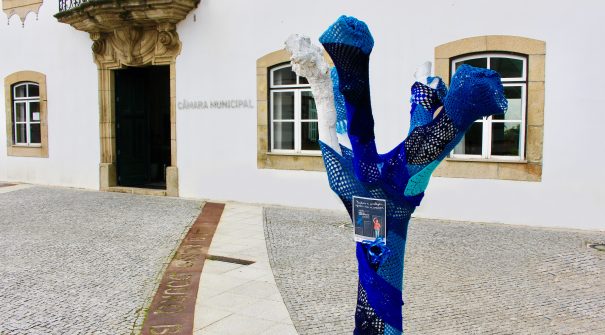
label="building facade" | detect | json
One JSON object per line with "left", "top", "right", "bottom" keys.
{"left": 1, "top": 0, "right": 603, "bottom": 230}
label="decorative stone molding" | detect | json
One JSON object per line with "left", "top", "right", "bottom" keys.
{"left": 55, "top": 0, "right": 197, "bottom": 69}
{"left": 3, "top": 0, "right": 42, "bottom": 25}
{"left": 55, "top": 0, "right": 197, "bottom": 195}
{"left": 87, "top": 23, "right": 181, "bottom": 69}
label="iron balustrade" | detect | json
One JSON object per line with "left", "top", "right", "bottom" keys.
{"left": 59, "top": 0, "right": 92, "bottom": 12}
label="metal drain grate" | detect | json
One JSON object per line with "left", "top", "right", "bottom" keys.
{"left": 206, "top": 254, "right": 255, "bottom": 265}
{"left": 588, "top": 243, "right": 605, "bottom": 252}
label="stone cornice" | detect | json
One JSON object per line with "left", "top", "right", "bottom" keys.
{"left": 55, "top": 0, "right": 199, "bottom": 32}
{"left": 55, "top": 0, "right": 199, "bottom": 68}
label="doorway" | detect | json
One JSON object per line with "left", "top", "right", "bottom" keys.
{"left": 114, "top": 66, "right": 170, "bottom": 189}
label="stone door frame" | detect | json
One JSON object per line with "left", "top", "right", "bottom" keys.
{"left": 55, "top": 0, "right": 201, "bottom": 197}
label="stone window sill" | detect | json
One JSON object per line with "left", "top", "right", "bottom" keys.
{"left": 267, "top": 152, "right": 322, "bottom": 157}
{"left": 434, "top": 159, "right": 541, "bottom": 182}
{"left": 258, "top": 152, "right": 325, "bottom": 172}
{"left": 445, "top": 157, "right": 528, "bottom": 164}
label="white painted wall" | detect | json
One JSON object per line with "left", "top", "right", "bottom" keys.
{"left": 176, "top": 0, "right": 605, "bottom": 230}
{"left": 0, "top": 3, "right": 99, "bottom": 189}
{"left": 1, "top": 0, "right": 603, "bottom": 230}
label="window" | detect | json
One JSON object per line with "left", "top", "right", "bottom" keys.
{"left": 433, "top": 36, "right": 545, "bottom": 181}
{"left": 4, "top": 71, "right": 48, "bottom": 158}
{"left": 451, "top": 54, "right": 527, "bottom": 161}
{"left": 269, "top": 64, "right": 320, "bottom": 154}
{"left": 12, "top": 82, "right": 41, "bottom": 146}
{"left": 256, "top": 49, "right": 327, "bottom": 171}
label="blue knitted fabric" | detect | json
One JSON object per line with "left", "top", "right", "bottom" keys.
{"left": 444, "top": 64, "right": 508, "bottom": 130}
{"left": 428, "top": 76, "right": 448, "bottom": 103}
{"left": 319, "top": 15, "right": 374, "bottom": 54}
{"left": 321, "top": 142, "right": 411, "bottom": 334}
{"left": 318, "top": 16, "right": 508, "bottom": 335}
{"left": 320, "top": 16, "right": 374, "bottom": 142}
{"left": 408, "top": 79, "right": 446, "bottom": 135}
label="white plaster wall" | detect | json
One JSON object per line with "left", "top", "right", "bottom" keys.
{"left": 0, "top": 3, "right": 99, "bottom": 189}
{"left": 176, "top": 0, "right": 605, "bottom": 230}
{"left": 1, "top": 1, "right": 602, "bottom": 230}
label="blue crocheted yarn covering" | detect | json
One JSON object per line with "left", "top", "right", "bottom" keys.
{"left": 427, "top": 76, "right": 448, "bottom": 103}
{"left": 410, "top": 82, "right": 440, "bottom": 113}
{"left": 319, "top": 15, "right": 374, "bottom": 55}
{"left": 350, "top": 136, "right": 381, "bottom": 184}
{"left": 404, "top": 111, "right": 458, "bottom": 166}
{"left": 321, "top": 16, "right": 374, "bottom": 143}
{"left": 320, "top": 141, "right": 415, "bottom": 333}
{"left": 444, "top": 64, "right": 508, "bottom": 130}
{"left": 404, "top": 160, "right": 440, "bottom": 197}
{"left": 408, "top": 103, "right": 433, "bottom": 136}
{"left": 319, "top": 16, "right": 509, "bottom": 335}
{"left": 376, "top": 228, "right": 406, "bottom": 290}
{"left": 325, "top": 46, "right": 373, "bottom": 141}
{"left": 331, "top": 67, "right": 348, "bottom": 135}
{"left": 357, "top": 243, "right": 404, "bottom": 331}
{"left": 408, "top": 78, "right": 446, "bottom": 136}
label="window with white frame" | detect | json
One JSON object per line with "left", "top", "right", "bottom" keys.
{"left": 269, "top": 64, "right": 320, "bottom": 154}
{"left": 12, "top": 82, "right": 41, "bottom": 146}
{"left": 451, "top": 54, "right": 527, "bottom": 161}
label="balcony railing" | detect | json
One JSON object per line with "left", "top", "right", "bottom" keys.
{"left": 59, "top": 0, "right": 91, "bottom": 12}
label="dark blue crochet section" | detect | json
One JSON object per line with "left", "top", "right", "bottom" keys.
{"left": 354, "top": 282, "right": 385, "bottom": 335}
{"left": 323, "top": 44, "right": 373, "bottom": 139}
{"left": 349, "top": 138, "right": 381, "bottom": 184}
{"left": 404, "top": 111, "right": 458, "bottom": 165}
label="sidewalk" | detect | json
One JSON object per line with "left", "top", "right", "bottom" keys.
{"left": 0, "top": 185, "right": 202, "bottom": 335}
{"left": 192, "top": 203, "right": 297, "bottom": 334}
{"left": 1, "top": 184, "right": 603, "bottom": 334}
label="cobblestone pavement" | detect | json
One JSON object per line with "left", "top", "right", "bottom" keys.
{"left": 0, "top": 186, "right": 201, "bottom": 335}
{"left": 264, "top": 207, "right": 605, "bottom": 335}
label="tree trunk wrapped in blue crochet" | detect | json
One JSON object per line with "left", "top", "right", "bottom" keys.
{"left": 286, "top": 16, "right": 507, "bottom": 335}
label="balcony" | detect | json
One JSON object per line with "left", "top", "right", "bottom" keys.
{"left": 55, "top": 0, "right": 200, "bottom": 32}
{"left": 58, "top": 0, "right": 89, "bottom": 12}
{"left": 54, "top": 0, "right": 200, "bottom": 69}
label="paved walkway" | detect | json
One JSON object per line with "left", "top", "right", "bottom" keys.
{"left": 193, "top": 203, "right": 296, "bottom": 334}
{"left": 0, "top": 185, "right": 201, "bottom": 335}
{"left": 2, "top": 184, "right": 604, "bottom": 334}
{"left": 264, "top": 206, "right": 605, "bottom": 335}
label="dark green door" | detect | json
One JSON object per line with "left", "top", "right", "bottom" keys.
{"left": 115, "top": 66, "right": 170, "bottom": 188}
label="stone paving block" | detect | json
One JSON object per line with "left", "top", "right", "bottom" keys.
{"left": 0, "top": 187, "right": 201, "bottom": 335}
{"left": 264, "top": 206, "right": 605, "bottom": 335}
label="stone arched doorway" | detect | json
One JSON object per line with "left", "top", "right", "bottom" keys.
{"left": 55, "top": 0, "right": 200, "bottom": 196}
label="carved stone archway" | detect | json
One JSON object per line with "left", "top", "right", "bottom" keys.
{"left": 56, "top": 0, "right": 200, "bottom": 196}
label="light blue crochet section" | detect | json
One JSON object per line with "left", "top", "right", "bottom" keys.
{"left": 404, "top": 160, "right": 441, "bottom": 197}
{"left": 385, "top": 324, "right": 402, "bottom": 335}
{"left": 319, "top": 15, "right": 374, "bottom": 54}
